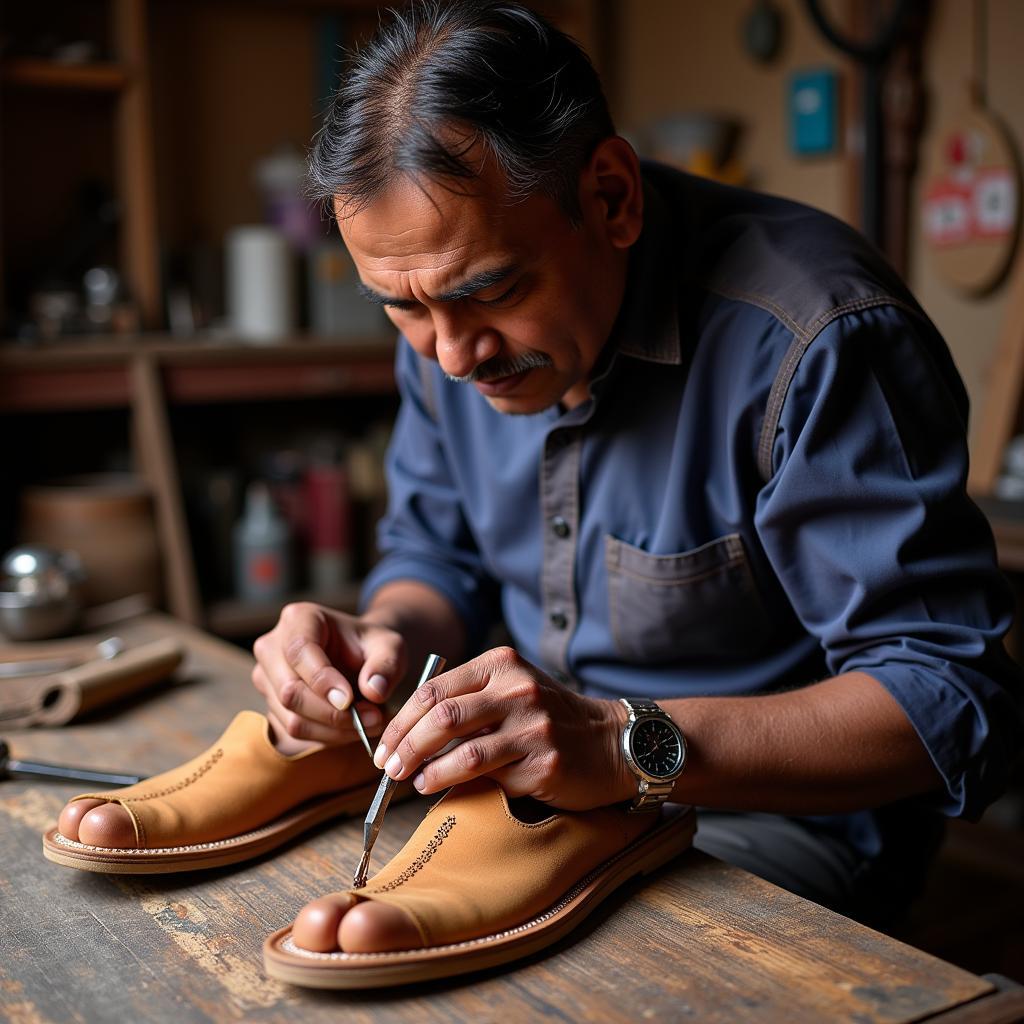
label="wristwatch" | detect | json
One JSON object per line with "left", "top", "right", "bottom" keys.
{"left": 619, "top": 698, "right": 687, "bottom": 812}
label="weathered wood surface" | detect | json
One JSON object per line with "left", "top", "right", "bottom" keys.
{"left": 0, "top": 614, "right": 1003, "bottom": 1023}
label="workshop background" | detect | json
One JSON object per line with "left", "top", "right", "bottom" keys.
{"left": 1, "top": 0, "right": 1023, "bottom": 984}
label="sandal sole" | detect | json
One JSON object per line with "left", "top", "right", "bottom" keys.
{"left": 41, "top": 779, "right": 389, "bottom": 874}
{"left": 262, "top": 804, "right": 696, "bottom": 989}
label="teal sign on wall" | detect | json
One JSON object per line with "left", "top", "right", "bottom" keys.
{"left": 789, "top": 69, "right": 838, "bottom": 156}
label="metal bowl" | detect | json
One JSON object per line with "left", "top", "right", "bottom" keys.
{"left": 0, "top": 585, "right": 82, "bottom": 641}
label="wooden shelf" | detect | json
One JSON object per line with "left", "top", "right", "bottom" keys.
{"left": 205, "top": 584, "right": 362, "bottom": 638}
{"left": 1, "top": 59, "right": 130, "bottom": 92}
{"left": 0, "top": 334, "right": 397, "bottom": 411}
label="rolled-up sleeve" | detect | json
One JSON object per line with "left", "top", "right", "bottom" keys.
{"left": 360, "top": 338, "right": 499, "bottom": 649}
{"left": 755, "top": 304, "right": 1024, "bottom": 819}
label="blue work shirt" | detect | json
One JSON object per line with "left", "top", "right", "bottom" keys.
{"left": 362, "top": 163, "right": 1024, "bottom": 863}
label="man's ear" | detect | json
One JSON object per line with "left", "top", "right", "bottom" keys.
{"left": 578, "top": 136, "right": 644, "bottom": 249}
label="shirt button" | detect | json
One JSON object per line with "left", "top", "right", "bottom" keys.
{"left": 549, "top": 610, "right": 568, "bottom": 630}
{"left": 550, "top": 515, "right": 570, "bottom": 538}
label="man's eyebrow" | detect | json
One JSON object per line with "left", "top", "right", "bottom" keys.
{"left": 356, "top": 264, "right": 519, "bottom": 308}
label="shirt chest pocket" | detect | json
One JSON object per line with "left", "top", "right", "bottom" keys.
{"left": 605, "top": 533, "right": 772, "bottom": 664}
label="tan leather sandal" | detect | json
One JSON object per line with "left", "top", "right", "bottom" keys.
{"left": 42, "top": 711, "right": 381, "bottom": 874}
{"left": 263, "top": 778, "right": 696, "bottom": 988}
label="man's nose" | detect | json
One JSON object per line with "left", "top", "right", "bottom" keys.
{"left": 434, "top": 318, "right": 501, "bottom": 379}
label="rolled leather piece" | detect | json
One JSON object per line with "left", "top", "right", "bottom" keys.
{"left": 0, "top": 638, "right": 184, "bottom": 729}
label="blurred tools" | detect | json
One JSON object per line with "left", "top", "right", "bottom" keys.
{"left": 0, "top": 637, "right": 184, "bottom": 729}
{"left": 353, "top": 653, "right": 446, "bottom": 889}
{"left": 0, "top": 636, "right": 123, "bottom": 679}
{"left": 0, "top": 545, "right": 86, "bottom": 641}
{"left": 0, "top": 740, "right": 142, "bottom": 786}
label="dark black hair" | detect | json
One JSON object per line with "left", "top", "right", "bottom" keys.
{"left": 307, "top": 0, "right": 614, "bottom": 223}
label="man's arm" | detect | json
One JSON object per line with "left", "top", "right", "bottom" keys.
{"left": 368, "top": 647, "right": 944, "bottom": 813}
{"left": 613, "top": 672, "right": 944, "bottom": 812}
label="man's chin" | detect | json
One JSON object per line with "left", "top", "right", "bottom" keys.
{"left": 474, "top": 368, "right": 562, "bottom": 415}
{"left": 482, "top": 392, "right": 560, "bottom": 416}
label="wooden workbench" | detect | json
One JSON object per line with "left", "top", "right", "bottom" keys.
{"left": 1, "top": 614, "right": 1021, "bottom": 1023}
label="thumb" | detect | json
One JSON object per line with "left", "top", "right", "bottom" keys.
{"left": 357, "top": 627, "right": 407, "bottom": 703}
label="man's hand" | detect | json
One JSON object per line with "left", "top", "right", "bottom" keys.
{"left": 252, "top": 602, "right": 407, "bottom": 749}
{"left": 372, "top": 646, "right": 634, "bottom": 810}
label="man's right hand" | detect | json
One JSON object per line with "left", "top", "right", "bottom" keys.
{"left": 252, "top": 601, "right": 407, "bottom": 751}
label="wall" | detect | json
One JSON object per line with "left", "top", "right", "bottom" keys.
{"left": 612, "top": 0, "right": 1024, "bottom": 455}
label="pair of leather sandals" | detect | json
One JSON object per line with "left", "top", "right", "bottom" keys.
{"left": 42, "top": 711, "right": 695, "bottom": 989}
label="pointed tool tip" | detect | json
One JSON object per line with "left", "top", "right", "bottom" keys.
{"left": 350, "top": 707, "right": 374, "bottom": 759}
{"left": 352, "top": 849, "right": 371, "bottom": 889}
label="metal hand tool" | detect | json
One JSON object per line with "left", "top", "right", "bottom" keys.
{"left": 0, "top": 636, "right": 125, "bottom": 679}
{"left": 349, "top": 705, "right": 374, "bottom": 759}
{"left": 352, "top": 652, "right": 446, "bottom": 889}
{"left": 0, "top": 738, "right": 143, "bottom": 785}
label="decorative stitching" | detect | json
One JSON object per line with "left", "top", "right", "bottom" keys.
{"left": 279, "top": 810, "right": 693, "bottom": 961}
{"left": 365, "top": 816, "right": 456, "bottom": 893}
{"left": 123, "top": 749, "right": 224, "bottom": 803}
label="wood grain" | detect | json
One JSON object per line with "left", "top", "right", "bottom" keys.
{"left": 0, "top": 614, "right": 1004, "bottom": 1023}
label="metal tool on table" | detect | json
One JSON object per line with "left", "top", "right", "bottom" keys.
{"left": 0, "top": 636, "right": 124, "bottom": 678}
{"left": 0, "top": 738, "right": 143, "bottom": 786}
{"left": 352, "top": 652, "right": 446, "bottom": 889}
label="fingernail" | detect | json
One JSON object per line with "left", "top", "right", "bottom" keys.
{"left": 412, "top": 773, "right": 425, "bottom": 792}
{"left": 365, "top": 674, "right": 388, "bottom": 701}
{"left": 384, "top": 752, "right": 402, "bottom": 778}
{"left": 373, "top": 743, "right": 387, "bottom": 769}
{"left": 327, "top": 688, "right": 349, "bottom": 711}
{"left": 361, "top": 706, "right": 383, "bottom": 728}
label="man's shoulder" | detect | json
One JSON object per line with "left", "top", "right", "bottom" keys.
{"left": 643, "top": 162, "right": 922, "bottom": 339}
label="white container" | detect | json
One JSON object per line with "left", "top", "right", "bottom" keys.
{"left": 225, "top": 225, "right": 295, "bottom": 342}
{"left": 233, "top": 482, "right": 291, "bottom": 603}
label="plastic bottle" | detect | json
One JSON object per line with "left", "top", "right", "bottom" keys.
{"left": 233, "top": 481, "right": 291, "bottom": 603}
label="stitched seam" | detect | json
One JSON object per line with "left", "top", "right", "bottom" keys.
{"left": 756, "top": 297, "right": 924, "bottom": 482}
{"left": 122, "top": 749, "right": 224, "bottom": 803}
{"left": 697, "top": 280, "right": 805, "bottom": 338}
{"left": 608, "top": 557, "right": 744, "bottom": 588}
{"left": 364, "top": 815, "right": 456, "bottom": 893}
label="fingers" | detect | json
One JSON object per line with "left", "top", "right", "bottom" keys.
{"left": 373, "top": 658, "right": 491, "bottom": 770}
{"left": 356, "top": 629, "right": 407, "bottom": 704}
{"left": 253, "top": 664, "right": 382, "bottom": 746}
{"left": 410, "top": 732, "right": 525, "bottom": 794}
{"left": 283, "top": 632, "right": 355, "bottom": 712}
{"left": 251, "top": 603, "right": 407, "bottom": 750}
{"left": 378, "top": 689, "right": 501, "bottom": 781}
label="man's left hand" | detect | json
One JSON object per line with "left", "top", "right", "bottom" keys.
{"left": 372, "top": 646, "right": 633, "bottom": 810}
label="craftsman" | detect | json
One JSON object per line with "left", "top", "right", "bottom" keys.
{"left": 250, "top": 0, "right": 1024, "bottom": 944}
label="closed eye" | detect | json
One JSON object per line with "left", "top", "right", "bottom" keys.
{"left": 476, "top": 281, "right": 523, "bottom": 307}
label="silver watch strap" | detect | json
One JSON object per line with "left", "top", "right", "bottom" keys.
{"left": 631, "top": 779, "right": 675, "bottom": 812}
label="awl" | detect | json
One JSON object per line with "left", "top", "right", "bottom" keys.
{"left": 352, "top": 652, "right": 446, "bottom": 889}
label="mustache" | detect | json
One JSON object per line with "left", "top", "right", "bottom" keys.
{"left": 443, "top": 350, "right": 553, "bottom": 385}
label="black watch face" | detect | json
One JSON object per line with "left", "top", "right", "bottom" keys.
{"left": 631, "top": 717, "right": 684, "bottom": 779}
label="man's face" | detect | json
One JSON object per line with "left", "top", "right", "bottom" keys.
{"left": 337, "top": 154, "right": 634, "bottom": 414}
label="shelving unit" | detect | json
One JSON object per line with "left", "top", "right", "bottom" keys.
{"left": 0, "top": 0, "right": 160, "bottom": 329}
{"left": 0, "top": 335, "right": 397, "bottom": 633}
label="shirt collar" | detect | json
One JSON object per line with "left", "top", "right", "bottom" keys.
{"left": 608, "top": 178, "right": 683, "bottom": 367}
